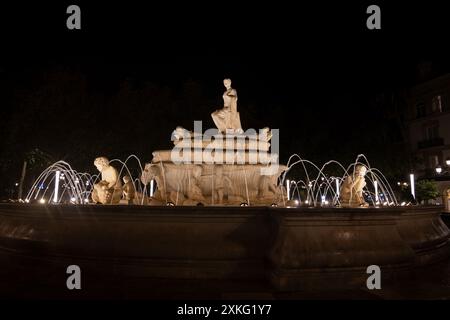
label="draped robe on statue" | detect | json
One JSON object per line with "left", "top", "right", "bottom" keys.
{"left": 211, "top": 88, "right": 242, "bottom": 133}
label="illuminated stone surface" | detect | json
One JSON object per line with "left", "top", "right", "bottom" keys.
{"left": 91, "top": 157, "right": 122, "bottom": 204}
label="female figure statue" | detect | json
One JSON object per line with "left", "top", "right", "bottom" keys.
{"left": 211, "top": 78, "right": 243, "bottom": 134}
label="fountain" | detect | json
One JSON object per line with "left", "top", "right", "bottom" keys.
{"left": 0, "top": 78, "right": 449, "bottom": 297}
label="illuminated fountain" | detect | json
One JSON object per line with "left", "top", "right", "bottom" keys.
{"left": 25, "top": 160, "right": 97, "bottom": 205}
{"left": 282, "top": 154, "right": 400, "bottom": 208}
{"left": 22, "top": 79, "right": 403, "bottom": 209}
{"left": 0, "top": 78, "right": 449, "bottom": 298}
{"left": 24, "top": 153, "right": 402, "bottom": 208}
{"left": 25, "top": 155, "right": 152, "bottom": 205}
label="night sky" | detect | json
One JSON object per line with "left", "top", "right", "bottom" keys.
{"left": 1, "top": 2, "right": 449, "bottom": 197}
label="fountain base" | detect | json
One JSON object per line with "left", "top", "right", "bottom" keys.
{"left": 0, "top": 204, "right": 448, "bottom": 296}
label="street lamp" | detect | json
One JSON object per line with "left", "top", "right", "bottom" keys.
{"left": 436, "top": 166, "right": 443, "bottom": 174}
{"left": 446, "top": 158, "right": 450, "bottom": 166}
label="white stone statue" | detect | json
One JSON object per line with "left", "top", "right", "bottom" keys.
{"left": 339, "top": 165, "right": 369, "bottom": 207}
{"left": 91, "top": 157, "right": 122, "bottom": 204}
{"left": 211, "top": 78, "right": 243, "bottom": 134}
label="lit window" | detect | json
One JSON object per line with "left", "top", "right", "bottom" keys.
{"left": 432, "top": 95, "right": 443, "bottom": 113}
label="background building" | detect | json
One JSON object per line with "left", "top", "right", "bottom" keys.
{"left": 406, "top": 70, "right": 450, "bottom": 205}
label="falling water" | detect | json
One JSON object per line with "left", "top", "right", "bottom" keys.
{"left": 281, "top": 154, "right": 399, "bottom": 207}
{"left": 25, "top": 153, "right": 400, "bottom": 207}
{"left": 25, "top": 160, "right": 98, "bottom": 204}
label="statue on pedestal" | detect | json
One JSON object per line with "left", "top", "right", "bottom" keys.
{"left": 340, "top": 165, "right": 369, "bottom": 207}
{"left": 91, "top": 157, "right": 122, "bottom": 204}
{"left": 211, "top": 78, "right": 243, "bottom": 134}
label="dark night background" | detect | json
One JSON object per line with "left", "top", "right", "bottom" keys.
{"left": 0, "top": 1, "right": 449, "bottom": 198}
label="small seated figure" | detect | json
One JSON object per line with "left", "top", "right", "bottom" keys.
{"left": 91, "top": 157, "right": 122, "bottom": 204}
{"left": 340, "top": 165, "right": 369, "bottom": 207}
{"left": 122, "top": 175, "right": 136, "bottom": 205}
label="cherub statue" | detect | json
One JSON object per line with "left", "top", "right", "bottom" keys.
{"left": 339, "top": 165, "right": 369, "bottom": 207}
{"left": 122, "top": 175, "right": 136, "bottom": 205}
{"left": 211, "top": 78, "right": 243, "bottom": 134}
{"left": 91, "top": 157, "right": 122, "bottom": 204}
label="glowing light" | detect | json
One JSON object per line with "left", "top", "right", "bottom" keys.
{"left": 25, "top": 199, "right": 30, "bottom": 203}
{"left": 383, "top": 202, "right": 388, "bottom": 206}
{"left": 15, "top": 182, "right": 19, "bottom": 187}
{"left": 374, "top": 180, "right": 379, "bottom": 202}
{"left": 446, "top": 158, "right": 450, "bottom": 166}
{"left": 294, "top": 199, "right": 299, "bottom": 206}
{"left": 305, "top": 200, "right": 309, "bottom": 205}
{"left": 321, "top": 195, "right": 326, "bottom": 204}
{"left": 70, "top": 197, "right": 76, "bottom": 203}
{"left": 39, "top": 199, "right": 46, "bottom": 204}
{"left": 401, "top": 202, "right": 406, "bottom": 206}
{"left": 54, "top": 170, "right": 60, "bottom": 203}
{"left": 84, "top": 198, "right": 89, "bottom": 203}
{"left": 436, "top": 166, "right": 443, "bottom": 174}
{"left": 286, "top": 179, "right": 291, "bottom": 201}
{"left": 410, "top": 174, "right": 415, "bottom": 200}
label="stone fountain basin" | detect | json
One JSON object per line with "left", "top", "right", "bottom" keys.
{"left": 0, "top": 204, "right": 448, "bottom": 291}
